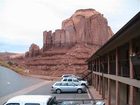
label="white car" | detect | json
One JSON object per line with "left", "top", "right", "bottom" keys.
{"left": 3, "top": 95, "right": 57, "bottom": 105}
{"left": 61, "top": 77, "right": 88, "bottom": 86}
{"left": 96, "top": 101, "right": 105, "bottom": 105}
{"left": 51, "top": 81, "right": 86, "bottom": 94}
{"left": 61, "top": 74, "right": 75, "bottom": 78}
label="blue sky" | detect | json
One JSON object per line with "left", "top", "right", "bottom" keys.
{"left": 0, "top": 0, "right": 139, "bottom": 53}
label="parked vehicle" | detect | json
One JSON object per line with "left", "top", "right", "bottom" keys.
{"left": 61, "top": 74, "right": 75, "bottom": 78}
{"left": 51, "top": 81, "right": 87, "bottom": 94}
{"left": 4, "top": 95, "right": 105, "bottom": 105}
{"left": 3, "top": 95, "right": 57, "bottom": 105}
{"left": 61, "top": 77, "right": 88, "bottom": 86}
{"left": 61, "top": 74, "right": 82, "bottom": 80}
{"left": 96, "top": 101, "right": 105, "bottom": 105}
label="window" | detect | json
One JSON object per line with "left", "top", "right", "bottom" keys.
{"left": 68, "top": 79, "right": 72, "bottom": 81}
{"left": 25, "top": 103, "right": 40, "bottom": 105}
{"left": 63, "top": 79, "right": 67, "bottom": 81}
{"left": 68, "top": 83, "right": 76, "bottom": 86}
{"left": 73, "top": 79, "right": 78, "bottom": 82}
{"left": 62, "top": 83, "right": 68, "bottom": 86}
{"left": 6, "top": 103, "right": 20, "bottom": 105}
{"left": 55, "top": 83, "right": 61, "bottom": 86}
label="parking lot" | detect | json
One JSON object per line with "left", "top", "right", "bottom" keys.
{"left": 0, "top": 69, "right": 104, "bottom": 105}
{"left": 26, "top": 81, "right": 91, "bottom": 99}
{"left": 1, "top": 81, "right": 94, "bottom": 105}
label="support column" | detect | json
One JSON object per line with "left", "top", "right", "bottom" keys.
{"left": 102, "top": 72, "right": 105, "bottom": 99}
{"left": 129, "top": 41, "right": 136, "bottom": 105}
{"left": 92, "top": 61, "right": 95, "bottom": 87}
{"left": 116, "top": 81, "right": 119, "bottom": 105}
{"left": 94, "top": 74, "right": 96, "bottom": 88}
{"left": 97, "top": 59, "right": 99, "bottom": 92}
{"left": 129, "top": 86, "right": 136, "bottom": 105}
{"left": 96, "top": 76, "right": 99, "bottom": 91}
{"left": 101, "top": 58, "right": 105, "bottom": 99}
{"left": 129, "top": 41, "right": 134, "bottom": 79}
{"left": 96, "top": 59, "right": 98, "bottom": 91}
{"left": 107, "top": 55, "right": 111, "bottom": 105}
{"left": 99, "top": 58, "right": 101, "bottom": 94}
{"left": 92, "top": 61, "right": 96, "bottom": 87}
{"left": 108, "top": 79, "right": 111, "bottom": 105}
{"left": 98, "top": 76, "right": 102, "bottom": 94}
{"left": 91, "top": 61, "right": 93, "bottom": 86}
{"left": 115, "top": 48, "right": 120, "bottom": 105}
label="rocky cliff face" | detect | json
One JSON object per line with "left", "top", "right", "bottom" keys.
{"left": 43, "top": 9, "right": 113, "bottom": 51}
{"left": 25, "top": 43, "right": 41, "bottom": 57}
{"left": 25, "top": 9, "right": 113, "bottom": 76}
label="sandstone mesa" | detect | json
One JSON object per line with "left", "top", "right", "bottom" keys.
{"left": 24, "top": 9, "right": 113, "bottom": 77}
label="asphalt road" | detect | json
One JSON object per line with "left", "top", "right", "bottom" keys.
{"left": 0, "top": 66, "right": 90, "bottom": 104}
{"left": 0, "top": 66, "right": 44, "bottom": 97}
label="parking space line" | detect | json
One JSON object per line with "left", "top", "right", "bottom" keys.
{"left": 0, "top": 81, "right": 50, "bottom": 104}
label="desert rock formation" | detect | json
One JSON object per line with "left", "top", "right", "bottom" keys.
{"left": 25, "top": 43, "right": 41, "bottom": 57}
{"left": 25, "top": 9, "right": 113, "bottom": 77}
{"left": 43, "top": 9, "right": 113, "bottom": 51}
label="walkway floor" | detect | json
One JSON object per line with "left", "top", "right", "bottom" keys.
{"left": 88, "top": 86, "right": 108, "bottom": 105}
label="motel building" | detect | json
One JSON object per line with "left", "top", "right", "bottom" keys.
{"left": 87, "top": 12, "right": 140, "bottom": 105}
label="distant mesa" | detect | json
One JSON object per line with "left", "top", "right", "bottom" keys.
{"left": 24, "top": 9, "right": 113, "bottom": 76}
{"left": 42, "top": 8, "right": 113, "bottom": 51}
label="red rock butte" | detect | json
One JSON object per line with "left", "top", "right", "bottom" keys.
{"left": 25, "top": 9, "right": 113, "bottom": 77}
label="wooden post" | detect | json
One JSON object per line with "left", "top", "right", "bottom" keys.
{"left": 129, "top": 41, "right": 136, "bottom": 105}
{"left": 107, "top": 55, "right": 111, "bottom": 105}
{"left": 115, "top": 48, "right": 120, "bottom": 105}
{"left": 99, "top": 58, "right": 101, "bottom": 94}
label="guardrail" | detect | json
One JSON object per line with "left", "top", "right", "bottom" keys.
{"left": 56, "top": 98, "right": 104, "bottom": 105}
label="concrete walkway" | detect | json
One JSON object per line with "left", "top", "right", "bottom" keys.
{"left": 88, "top": 86, "right": 108, "bottom": 105}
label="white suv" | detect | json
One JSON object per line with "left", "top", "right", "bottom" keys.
{"left": 3, "top": 95, "right": 57, "bottom": 105}
{"left": 61, "top": 77, "right": 88, "bottom": 86}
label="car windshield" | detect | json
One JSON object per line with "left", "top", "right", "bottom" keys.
{"left": 5, "top": 104, "right": 20, "bottom": 105}
{"left": 55, "top": 83, "right": 61, "bottom": 86}
{"left": 25, "top": 103, "right": 40, "bottom": 105}
{"left": 77, "top": 77, "right": 84, "bottom": 81}
{"left": 73, "top": 79, "right": 79, "bottom": 82}
{"left": 62, "top": 74, "right": 74, "bottom": 77}
{"left": 68, "top": 79, "right": 72, "bottom": 81}
{"left": 63, "top": 79, "right": 67, "bottom": 81}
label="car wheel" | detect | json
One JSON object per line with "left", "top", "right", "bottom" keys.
{"left": 77, "top": 89, "right": 82, "bottom": 94}
{"left": 56, "top": 89, "right": 61, "bottom": 94}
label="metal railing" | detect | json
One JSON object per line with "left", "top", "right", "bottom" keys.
{"left": 56, "top": 98, "right": 104, "bottom": 105}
